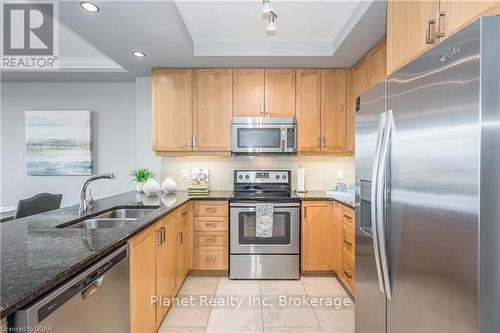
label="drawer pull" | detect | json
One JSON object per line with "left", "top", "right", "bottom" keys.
{"left": 205, "top": 222, "right": 217, "bottom": 228}
{"left": 205, "top": 237, "right": 217, "bottom": 243}
{"left": 205, "top": 207, "right": 217, "bottom": 213}
{"left": 205, "top": 256, "right": 217, "bottom": 261}
{"left": 343, "top": 214, "right": 352, "bottom": 220}
{"left": 344, "top": 270, "right": 353, "bottom": 279}
{"left": 344, "top": 239, "right": 353, "bottom": 246}
{"left": 181, "top": 210, "right": 188, "bottom": 215}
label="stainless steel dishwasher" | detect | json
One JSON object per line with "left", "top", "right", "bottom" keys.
{"left": 13, "top": 245, "right": 130, "bottom": 332}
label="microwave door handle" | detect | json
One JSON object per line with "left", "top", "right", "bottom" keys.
{"left": 281, "top": 128, "right": 286, "bottom": 152}
{"left": 377, "top": 109, "right": 393, "bottom": 300}
{"left": 371, "top": 112, "right": 387, "bottom": 295}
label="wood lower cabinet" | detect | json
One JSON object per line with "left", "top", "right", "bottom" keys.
{"left": 301, "top": 201, "right": 334, "bottom": 271}
{"left": 193, "top": 201, "right": 229, "bottom": 271}
{"left": 156, "top": 214, "right": 177, "bottom": 321}
{"left": 129, "top": 225, "right": 157, "bottom": 333}
{"left": 129, "top": 204, "right": 193, "bottom": 333}
{"left": 193, "top": 70, "right": 233, "bottom": 151}
{"left": 302, "top": 201, "right": 356, "bottom": 294}
{"left": 152, "top": 69, "right": 192, "bottom": 152}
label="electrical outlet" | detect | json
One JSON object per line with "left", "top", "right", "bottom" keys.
{"left": 181, "top": 169, "right": 189, "bottom": 180}
{"left": 337, "top": 169, "right": 344, "bottom": 179}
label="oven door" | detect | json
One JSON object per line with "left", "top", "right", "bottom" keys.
{"left": 230, "top": 202, "right": 299, "bottom": 254}
{"left": 232, "top": 124, "right": 285, "bottom": 154}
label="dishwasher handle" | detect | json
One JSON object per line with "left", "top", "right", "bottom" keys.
{"left": 14, "top": 245, "right": 128, "bottom": 328}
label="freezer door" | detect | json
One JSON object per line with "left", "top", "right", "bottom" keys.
{"left": 355, "top": 81, "right": 387, "bottom": 333}
{"left": 386, "top": 20, "right": 480, "bottom": 332}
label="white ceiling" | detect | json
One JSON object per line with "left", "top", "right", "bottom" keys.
{"left": 1, "top": 0, "right": 387, "bottom": 82}
{"left": 176, "top": 0, "right": 367, "bottom": 56}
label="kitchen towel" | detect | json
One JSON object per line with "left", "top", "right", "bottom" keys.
{"left": 256, "top": 203, "right": 273, "bottom": 238}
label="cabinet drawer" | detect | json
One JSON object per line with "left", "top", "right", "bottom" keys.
{"left": 194, "top": 232, "right": 227, "bottom": 247}
{"left": 341, "top": 224, "right": 355, "bottom": 257}
{"left": 341, "top": 205, "right": 355, "bottom": 228}
{"left": 195, "top": 248, "right": 228, "bottom": 270}
{"left": 194, "top": 201, "right": 228, "bottom": 217}
{"left": 194, "top": 217, "right": 228, "bottom": 232}
{"left": 341, "top": 257, "right": 355, "bottom": 290}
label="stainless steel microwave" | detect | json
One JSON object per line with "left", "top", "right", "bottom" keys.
{"left": 231, "top": 117, "right": 297, "bottom": 155}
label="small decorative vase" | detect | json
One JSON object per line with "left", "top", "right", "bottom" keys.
{"left": 161, "top": 177, "right": 177, "bottom": 193}
{"left": 136, "top": 182, "right": 145, "bottom": 192}
{"left": 143, "top": 178, "right": 160, "bottom": 195}
{"left": 136, "top": 191, "right": 145, "bottom": 203}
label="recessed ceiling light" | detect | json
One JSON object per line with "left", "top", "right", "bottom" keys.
{"left": 80, "top": 2, "right": 99, "bottom": 13}
{"left": 132, "top": 51, "right": 146, "bottom": 57}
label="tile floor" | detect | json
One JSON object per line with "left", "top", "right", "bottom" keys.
{"left": 158, "top": 276, "right": 354, "bottom": 333}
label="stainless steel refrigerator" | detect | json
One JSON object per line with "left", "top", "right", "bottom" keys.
{"left": 355, "top": 16, "right": 500, "bottom": 332}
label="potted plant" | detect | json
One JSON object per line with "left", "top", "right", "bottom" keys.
{"left": 131, "top": 168, "right": 155, "bottom": 192}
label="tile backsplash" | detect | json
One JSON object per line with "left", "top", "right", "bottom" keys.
{"left": 160, "top": 155, "right": 354, "bottom": 191}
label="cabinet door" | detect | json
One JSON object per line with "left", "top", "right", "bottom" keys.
{"left": 156, "top": 216, "right": 177, "bottom": 320}
{"left": 264, "top": 70, "right": 296, "bottom": 117}
{"left": 333, "top": 203, "right": 343, "bottom": 274}
{"left": 296, "top": 70, "right": 322, "bottom": 152}
{"left": 301, "top": 202, "right": 334, "bottom": 271}
{"left": 129, "top": 227, "right": 157, "bottom": 333}
{"left": 176, "top": 221, "right": 189, "bottom": 288}
{"left": 445, "top": 1, "right": 499, "bottom": 35}
{"left": 233, "top": 70, "right": 265, "bottom": 117}
{"left": 387, "top": 0, "right": 439, "bottom": 74}
{"left": 321, "top": 70, "right": 347, "bottom": 152}
{"left": 368, "top": 41, "right": 387, "bottom": 87}
{"left": 346, "top": 59, "right": 369, "bottom": 152}
{"left": 153, "top": 69, "right": 192, "bottom": 151}
{"left": 193, "top": 69, "right": 233, "bottom": 151}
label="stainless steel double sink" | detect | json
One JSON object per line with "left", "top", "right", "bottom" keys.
{"left": 65, "top": 208, "right": 158, "bottom": 229}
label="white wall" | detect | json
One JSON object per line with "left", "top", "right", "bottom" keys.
{"left": 1, "top": 82, "right": 137, "bottom": 207}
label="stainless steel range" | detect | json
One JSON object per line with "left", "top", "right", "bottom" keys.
{"left": 229, "top": 170, "right": 300, "bottom": 279}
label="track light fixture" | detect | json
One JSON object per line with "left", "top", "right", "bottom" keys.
{"left": 262, "top": 0, "right": 277, "bottom": 35}
{"left": 262, "top": 0, "right": 273, "bottom": 16}
{"left": 267, "top": 11, "right": 277, "bottom": 33}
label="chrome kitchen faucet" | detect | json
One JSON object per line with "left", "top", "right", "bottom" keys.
{"left": 80, "top": 173, "right": 118, "bottom": 215}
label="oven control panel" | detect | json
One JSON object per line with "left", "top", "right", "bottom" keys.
{"left": 234, "top": 170, "right": 290, "bottom": 184}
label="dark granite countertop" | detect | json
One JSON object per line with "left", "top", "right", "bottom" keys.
{"left": 0, "top": 190, "right": 232, "bottom": 319}
{"left": 295, "top": 191, "right": 355, "bottom": 209}
{"left": 0, "top": 189, "right": 353, "bottom": 319}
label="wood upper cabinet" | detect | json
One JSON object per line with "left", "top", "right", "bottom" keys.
{"left": 233, "top": 69, "right": 295, "bottom": 117}
{"left": 296, "top": 70, "right": 321, "bottom": 152}
{"left": 368, "top": 42, "right": 387, "bottom": 87}
{"left": 129, "top": 226, "right": 157, "bottom": 333}
{"left": 233, "top": 69, "right": 265, "bottom": 117}
{"left": 301, "top": 201, "right": 334, "bottom": 271}
{"left": 155, "top": 215, "right": 177, "bottom": 320}
{"left": 264, "top": 70, "right": 296, "bottom": 117}
{"left": 445, "top": 1, "right": 500, "bottom": 34}
{"left": 321, "top": 70, "right": 347, "bottom": 152}
{"left": 152, "top": 69, "right": 192, "bottom": 151}
{"left": 193, "top": 69, "right": 233, "bottom": 151}
{"left": 387, "top": 1, "right": 499, "bottom": 74}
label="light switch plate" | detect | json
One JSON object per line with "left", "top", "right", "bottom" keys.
{"left": 181, "top": 169, "right": 189, "bottom": 180}
{"left": 337, "top": 169, "right": 344, "bottom": 179}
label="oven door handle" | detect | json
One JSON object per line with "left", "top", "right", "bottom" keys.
{"left": 230, "top": 202, "right": 300, "bottom": 208}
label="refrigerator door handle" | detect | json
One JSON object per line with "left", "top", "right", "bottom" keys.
{"left": 371, "top": 112, "right": 387, "bottom": 295}
{"left": 377, "top": 109, "right": 393, "bottom": 300}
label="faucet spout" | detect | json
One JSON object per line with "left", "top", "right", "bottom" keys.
{"left": 80, "top": 172, "right": 118, "bottom": 215}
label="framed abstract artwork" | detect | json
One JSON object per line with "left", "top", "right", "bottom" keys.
{"left": 25, "top": 111, "right": 93, "bottom": 176}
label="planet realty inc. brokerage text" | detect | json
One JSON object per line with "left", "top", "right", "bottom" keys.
{"left": 151, "top": 295, "right": 353, "bottom": 310}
